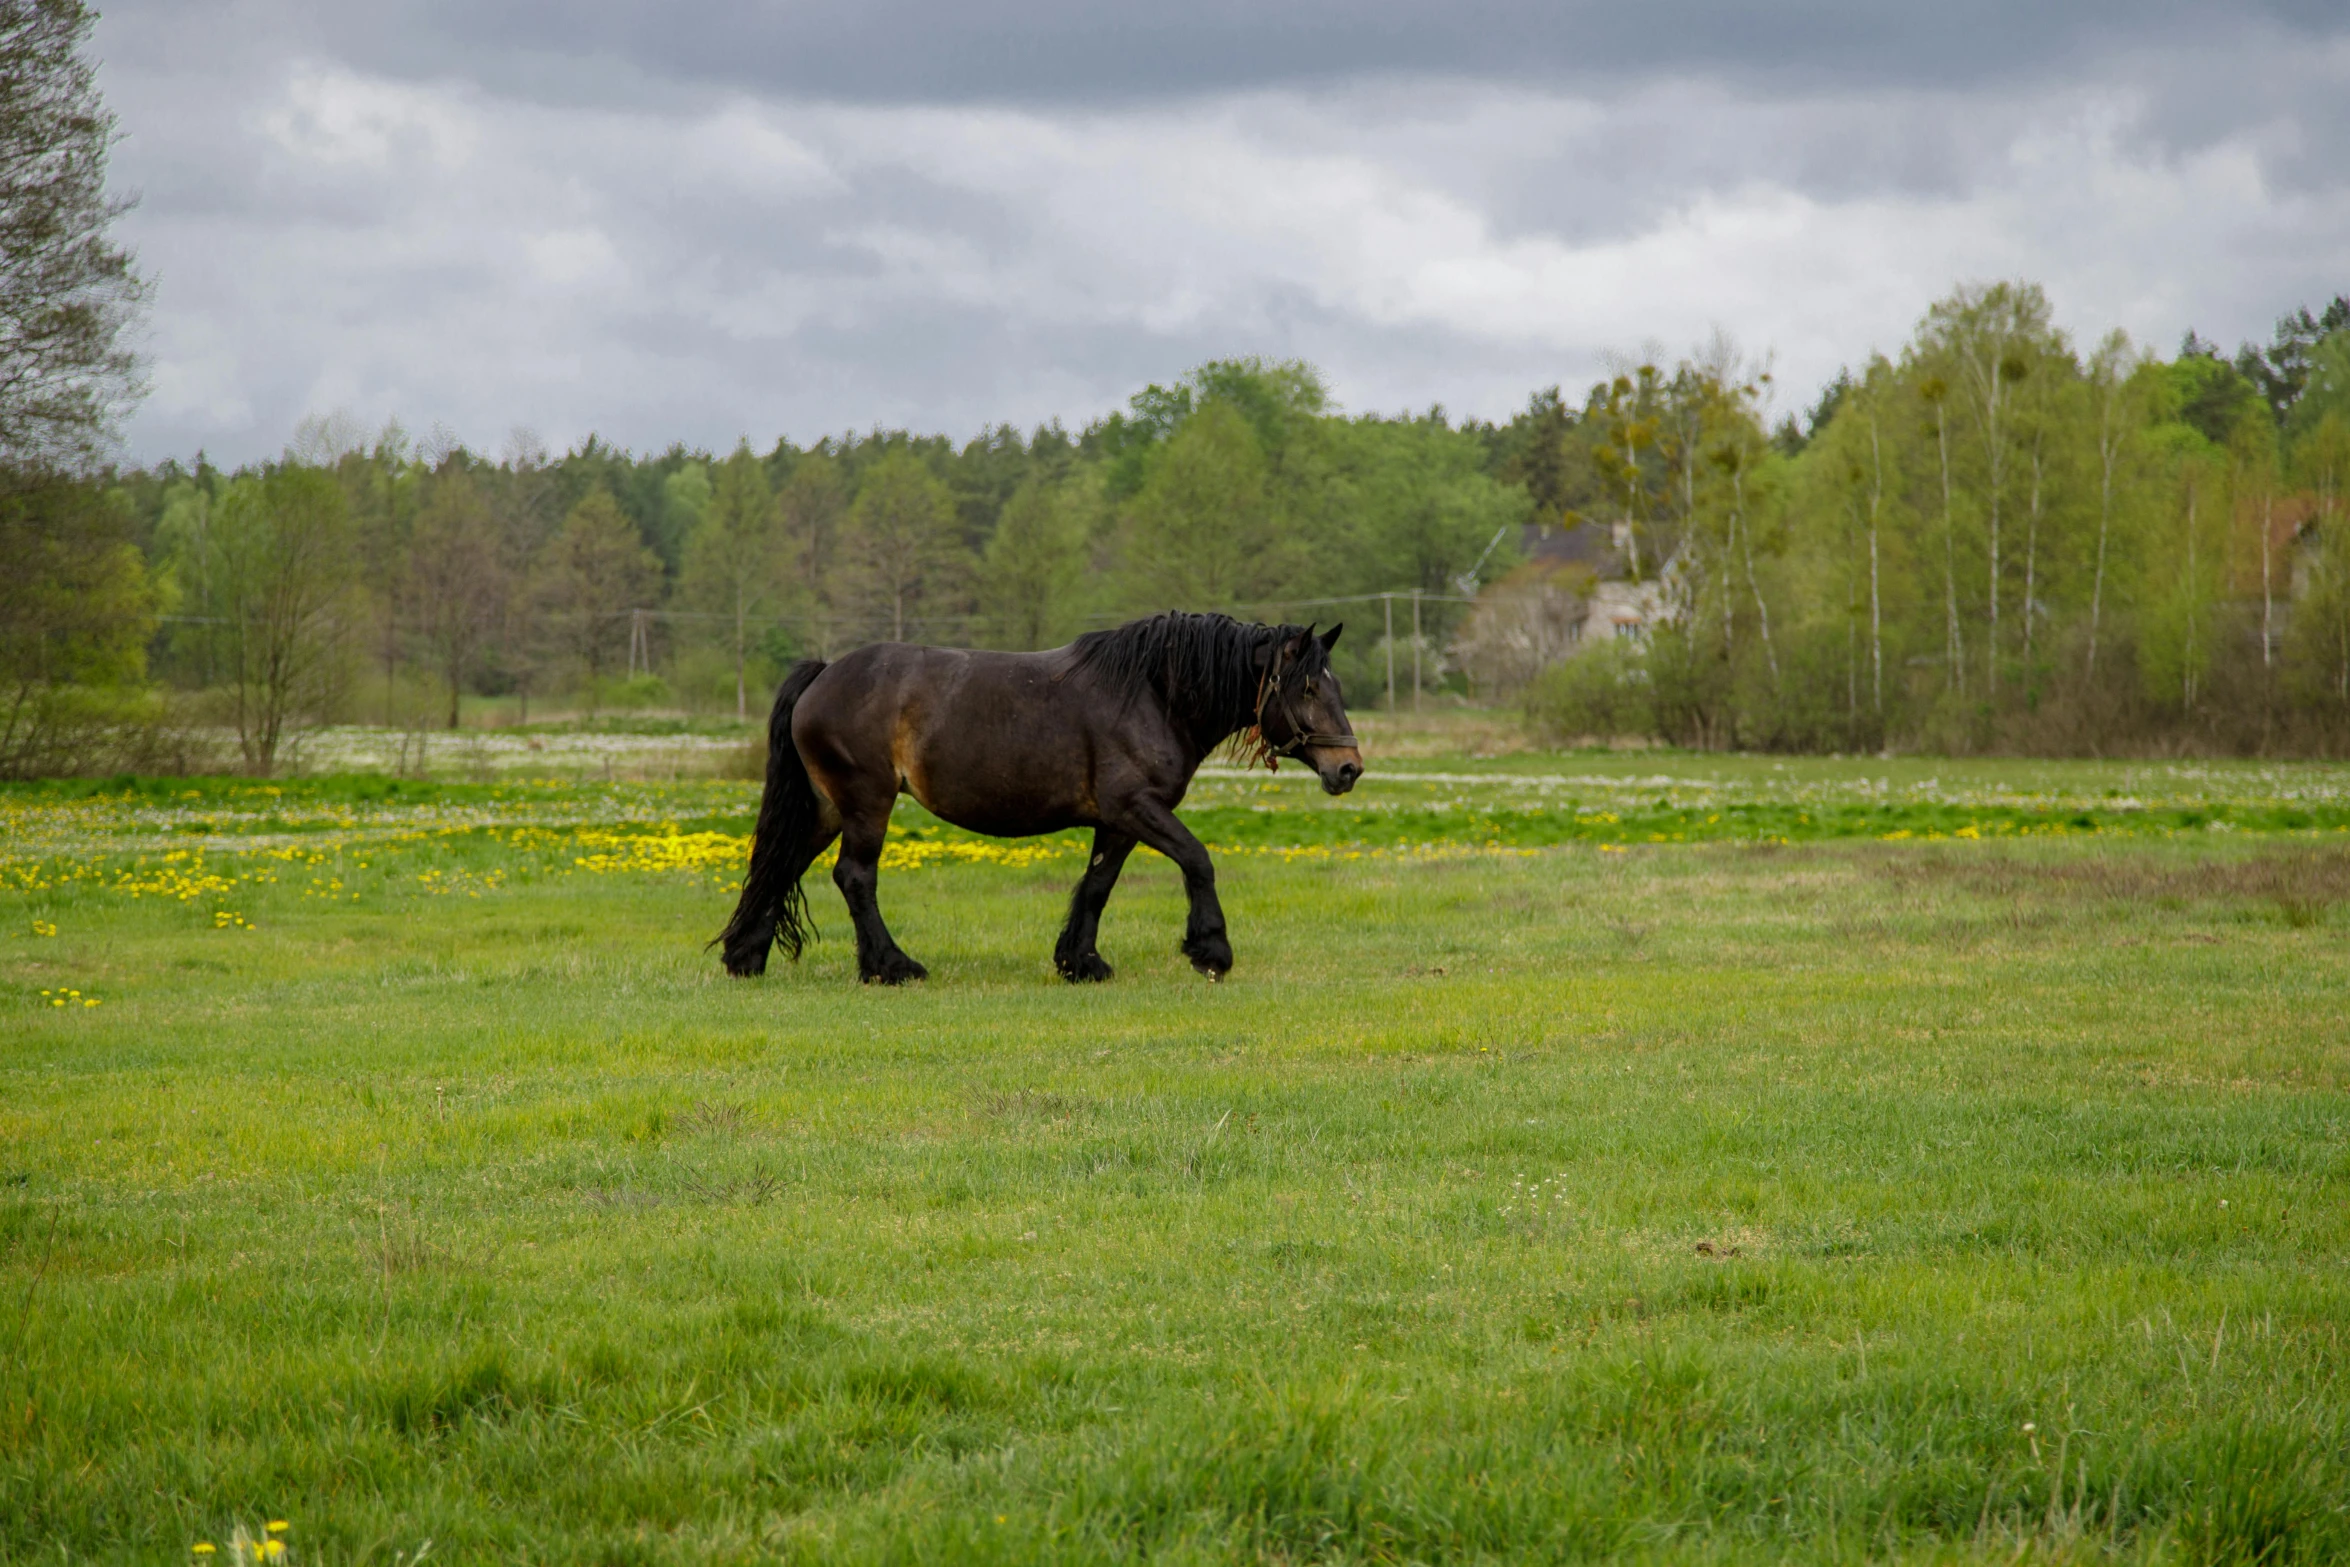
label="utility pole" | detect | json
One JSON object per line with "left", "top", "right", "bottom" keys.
{"left": 628, "top": 609, "right": 650, "bottom": 679}
{"left": 1411, "top": 588, "right": 1422, "bottom": 713}
{"left": 1383, "top": 592, "right": 1395, "bottom": 711}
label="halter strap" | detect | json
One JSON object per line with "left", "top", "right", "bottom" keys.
{"left": 1251, "top": 651, "right": 1359, "bottom": 764}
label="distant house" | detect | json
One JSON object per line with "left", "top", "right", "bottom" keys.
{"left": 1521, "top": 520, "right": 1677, "bottom": 646}
{"left": 1452, "top": 520, "right": 1680, "bottom": 694}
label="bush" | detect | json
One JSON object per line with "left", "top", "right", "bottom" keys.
{"left": 1522, "top": 639, "right": 1651, "bottom": 744}
{"left": 0, "top": 474, "right": 163, "bottom": 776}
{"left": 602, "top": 672, "right": 673, "bottom": 712}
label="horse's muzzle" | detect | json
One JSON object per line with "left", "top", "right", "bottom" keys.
{"left": 1318, "top": 757, "right": 1363, "bottom": 796}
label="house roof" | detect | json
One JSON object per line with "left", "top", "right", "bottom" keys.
{"left": 1521, "top": 520, "right": 1626, "bottom": 579}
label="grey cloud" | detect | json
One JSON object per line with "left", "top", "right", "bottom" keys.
{"left": 100, "top": 0, "right": 2342, "bottom": 105}
{"left": 91, "top": 2, "right": 2350, "bottom": 466}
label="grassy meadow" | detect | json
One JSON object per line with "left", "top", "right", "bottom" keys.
{"left": 3, "top": 742, "right": 2349, "bottom": 1563}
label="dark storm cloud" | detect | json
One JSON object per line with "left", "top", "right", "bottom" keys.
{"left": 101, "top": 0, "right": 2340, "bottom": 103}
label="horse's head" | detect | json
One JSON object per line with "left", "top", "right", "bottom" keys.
{"left": 1260, "top": 624, "right": 1363, "bottom": 796}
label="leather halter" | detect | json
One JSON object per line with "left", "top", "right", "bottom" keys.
{"left": 1252, "top": 644, "right": 1359, "bottom": 762}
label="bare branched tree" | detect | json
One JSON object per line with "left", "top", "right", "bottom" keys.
{"left": 212, "top": 467, "right": 355, "bottom": 774}
{"left": 408, "top": 464, "right": 505, "bottom": 728}
{"left": 0, "top": 0, "right": 146, "bottom": 473}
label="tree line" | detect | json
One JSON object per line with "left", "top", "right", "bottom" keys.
{"left": 1512, "top": 285, "right": 2350, "bottom": 756}
{"left": 66, "top": 364, "right": 1523, "bottom": 771}
{"left": 13, "top": 281, "right": 2350, "bottom": 773}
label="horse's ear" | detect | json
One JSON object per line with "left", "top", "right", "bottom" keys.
{"left": 1319, "top": 623, "right": 1343, "bottom": 652}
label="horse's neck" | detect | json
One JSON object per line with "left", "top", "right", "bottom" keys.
{"left": 1189, "top": 639, "right": 1272, "bottom": 759}
{"left": 1172, "top": 703, "right": 1251, "bottom": 771}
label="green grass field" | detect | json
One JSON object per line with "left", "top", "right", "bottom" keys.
{"left": 4, "top": 751, "right": 2348, "bottom": 1564}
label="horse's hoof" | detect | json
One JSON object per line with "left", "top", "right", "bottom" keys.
{"left": 1058, "top": 953, "right": 1114, "bottom": 983}
{"left": 862, "top": 955, "right": 928, "bottom": 985}
{"left": 1183, "top": 934, "right": 1233, "bottom": 980}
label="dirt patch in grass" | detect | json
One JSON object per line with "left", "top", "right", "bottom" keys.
{"left": 977, "top": 1088, "right": 1091, "bottom": 1124}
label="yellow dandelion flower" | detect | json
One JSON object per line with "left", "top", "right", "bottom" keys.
{"left": 266, "top": 1521, "right": 288, "bottom": 1533}
{"left": 193, "top": 1545, "right": 216, "bottom": 1556}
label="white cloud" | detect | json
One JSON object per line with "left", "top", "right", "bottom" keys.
{"left": 689, "top": 103, "right": 842, "bottom": 196}
{"left": 525, "top": 226, "right": 628, "bottom": 291}
{"left": 261, "top": 63, "right": 479, "bottom": 170}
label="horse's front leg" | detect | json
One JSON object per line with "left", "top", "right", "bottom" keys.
{"left": 1122, "top": 802, "right": 1232, "bottom": 980}
{"left": 833, "top": 814, "right": 927, "bottom": 985}
{"left": 1055, "top": 828, "right": 1136, "bottom": 982}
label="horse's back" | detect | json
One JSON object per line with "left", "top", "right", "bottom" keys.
{"left": 793, "top": 642, "right": 1117, "bottom": 837}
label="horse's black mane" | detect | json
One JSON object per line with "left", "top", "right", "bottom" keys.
{"left": 1069, "top": 611, "right": 1317, "bottom": 751}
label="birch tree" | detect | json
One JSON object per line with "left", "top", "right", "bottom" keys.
{"left": 2226, "top": 410, "right": 2281, "bottom": 678}
{"left": 2084, "top": 332, "right": 2137, "bottom": 682}
{"left": 1919, "top": 376, "right": 1964, "bottom": 697}
{"left": 1923, "top": 282, "right": 2056, "bottom": 696}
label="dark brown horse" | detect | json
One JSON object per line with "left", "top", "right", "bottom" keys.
{"left": 716, "top": 612, "right": 1362, "bottom": 984}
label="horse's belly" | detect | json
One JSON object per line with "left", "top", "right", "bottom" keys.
{"left": 921, "top": 797, "right": 1086, "bottom": 839}
{"left": 900, "top": 749, "right": 1091, "bottom": 840}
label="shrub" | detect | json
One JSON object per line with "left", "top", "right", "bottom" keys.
{"left": 1522, "top": 638, "right": 1651, "bottom": 744}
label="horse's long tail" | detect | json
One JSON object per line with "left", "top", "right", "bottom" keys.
{"left": 715, "top": 658, "right": 830, "bottom": 976}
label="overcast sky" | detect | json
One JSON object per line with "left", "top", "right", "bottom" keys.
{"left": 97, "top": 0, "right": 2350, "bottom": 466}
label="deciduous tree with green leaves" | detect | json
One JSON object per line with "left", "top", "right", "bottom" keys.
{"left": 535, "top": 487, "right": 659, "bottom": 707}
{"left": 0, "top": 474, "right": 154, "bottom": 774}
{"left": 0, "top": 0, "right": 145, "bottom": 472}
{"left": 845, "top": 451, "right": 965, "bottom": 642}
{"left": 407, "top": 464, "right": 505, "bottom": 728}
{"left": 980, "top": 472, "right": 1093, "bottom": 650}
{"left": 680, "top": 443, "right": 792, "bottom": 717}
{"left": 780, "top": 451, "right": 848, "bottom": 654}
{"left": 1117, "top": 401, "right": 1290, "bottom": 614}
{"left": 210, "top": 466, "right": 356, "bottom": 774}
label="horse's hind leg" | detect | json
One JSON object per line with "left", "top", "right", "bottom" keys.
{"left": 833, "top": 805, "right": 927, "bottom": 985}
{"left": 1054, "top": 827, "right": 1135, "bottom": 982}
